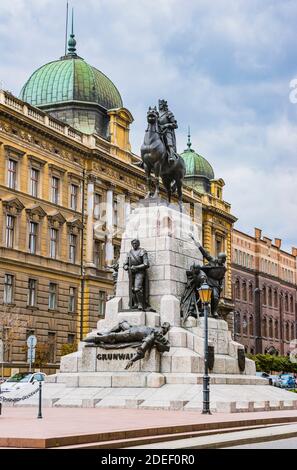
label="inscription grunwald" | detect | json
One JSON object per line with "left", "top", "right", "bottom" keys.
{"left": 97, "top": 353, "right": 135, "bottom": 361}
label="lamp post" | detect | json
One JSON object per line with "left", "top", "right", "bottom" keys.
{"left": 199, "top": 281, "right": 212, "bottom": 415}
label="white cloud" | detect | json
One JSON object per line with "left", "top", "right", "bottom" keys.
{"left": 0, "top": 0, "right": 297, "bottom": 248}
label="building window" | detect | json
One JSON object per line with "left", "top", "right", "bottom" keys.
{"left": 215, "top": 237, "right": 223, "bottom": 256}
{"left": 274, "top": 320, "right": 279, "bottom": 339}
{"left": 51, "top": 176, "right": 60, "bottom": 204}
{"left": 94, "top": 193, "right": 101, "bottom": 220}
{"left": 242, "top": 281, "right": 247, "bottom": 301}
{"left": 262, "top": 286, "right": 267, "bottom": 305}
{"left": 94, "top": 241, "right": 105, "bottom": 268}
{"left": 8, "top": 159, "right": 17, "bottom": 189}
{"left": 248, "top": 284, "right": 253, "bottom": 303}
{"left": 285, "top": 322, "right": 290, "bottom": 341}
{"left": 29, "top": 222, "right": 38, "bottom": 254}
{"left": 113, "top": 199, "right": 118, "bottom": 227}
{"left": 5, "top": 215, "right": 15, "bottom": 248}
{"left": 48, "top": 283, "right": 57, "bottom": 310}
{"left": 290, "top": 296, "right": 294, "bottom": 313}
{"left": 249, "top": 315, "right": 254, "bottom": 336}
{"left": 98, "top": 290, "right": 106, "bottom": 316}
{"left": 269, "top": 318, "right": 273, "bottom": 338}
{"left": 234, "top": 312, "right": 241, "bottom": 334}
{"left": 48, "top": 332, "right": 56, "bottom": 363}
{"left": 3, "top": 274, "right": 14, "bottom": 304}
{"left": 242, "top": 315, "right": 247, "bottom": 335}
{"left": 268, "top": 287, "right": 272, "bottom": 307}
{"left": 30, "top": 168, "right": 39, "bottom": 197}
{"left": 68, "top": 287, "right": 76, "bottom": 313}
{"left": 69, "top": 234, "right": 77, "bottom": 263}
{"left": 235, "top": 279, "right": 240, "bottom": 300}
{"left": 70, "top": 184, "right": 78, "bottom": 211}
{"left": 262, "top": 317, "right": 267, "bottom": 337}
{"left": 285, "top": 294, "right": 289, "bottom": 312}
{"left": 50, "top": 228, "right": 58, "bottom": 259}
{"left": 291, "top": 323, "right": 295, "bottom": 341}
{"left": 274, "top": 290, "right": 278, "bottom": 308}
{"left": 27, "top": 279, "right": 37, "bottom": 307}
{"left": 67, "top": 333, "right": 75, "bottom": 344}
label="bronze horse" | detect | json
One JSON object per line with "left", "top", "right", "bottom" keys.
{"left": 140, "top": 107, "right": 186, "bottom": 208}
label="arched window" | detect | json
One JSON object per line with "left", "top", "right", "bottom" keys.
{"left": 242, "top": 315, "right": 247, "bottom": 335}
{"left": 285, "top": 294, "right": 289, "bottom": 312}
{"left": 262, "top": 286, "right": 267, "bottom": 305}
{"left": 268, "top": 287, "right": 272, "bottom": 306}
{"left": 274, "top": 320, "right": 279, "bottom": 339}
{"left": 249, "top": 283, "right": 253, "bottom": 304}
{"left": 290, "top": 296, "right": 294, "bottom": 313}
{"left": 235, "top": 279, "right": 240, "bottom": 300}
{"left": 285, "top": 322, "right": 290, "bottom": 341}
{"left": 242, "top": 281, "right": 247, "bottom": 301}
{"left": 249, "top": 315, "right": 254, "bottom": 336}
{"left": 274, "top": 290, "right": 278, "bottom": 308}
{"left": 235, "top": 312, "right": 241, "bottom": 335}
{"left": 291, "top": 323, "right": 295, "bottom": 341}
{"left": 269, "top": 318, "right": 273, "bottom": 338}
{"left": 262, "top": 317, "right": 267, "bottom": 337}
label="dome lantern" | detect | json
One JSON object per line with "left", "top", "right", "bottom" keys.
{"left": 181, "top": 129, "right": 215, "bottom": 194}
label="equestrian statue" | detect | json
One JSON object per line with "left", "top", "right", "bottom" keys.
{"left": 137, "top": 99, "right": 186, "bottom": 209}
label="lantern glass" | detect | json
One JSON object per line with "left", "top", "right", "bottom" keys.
{"left": 199, "top": 282, "right": 212, "bottom": 304}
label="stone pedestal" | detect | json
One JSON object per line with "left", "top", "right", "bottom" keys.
{"left": 57, "top": 200, "right": 259, "bottom": 401}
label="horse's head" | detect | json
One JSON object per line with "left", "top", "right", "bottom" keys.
{"left": 147, "top": 106, "right": 159, "bottom": 124}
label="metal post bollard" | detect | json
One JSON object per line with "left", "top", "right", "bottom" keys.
{"left": 37, "top": 381, "right": 42, "bottom": 419}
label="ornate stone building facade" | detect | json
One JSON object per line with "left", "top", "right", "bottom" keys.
{"left": 0, "top": 33, "right": 236, "bottom": 373}
{"left": 232, "top": 228, "right": 297, "bottom": 356}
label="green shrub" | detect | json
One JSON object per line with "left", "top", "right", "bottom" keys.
{"left": 247, "top": 353, "right": 297, "bottom": 374}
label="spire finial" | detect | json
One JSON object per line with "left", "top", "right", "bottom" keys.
{"left": 187, "top": 126, "right": 192, "bottom": 150}
{"left": 67, "top": 7, "right": 77, "bottom": 56}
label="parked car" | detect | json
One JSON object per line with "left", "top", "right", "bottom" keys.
{"left": 0, "top": 372, "right": 46, "bottom": 393}
{"left": 255, "top": 372, "right": 277, "bottom": 386}
{"left": 275, "top": 374, "right": 296, "bottom": 389}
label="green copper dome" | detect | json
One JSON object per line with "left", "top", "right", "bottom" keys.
{"left": 19, "top": 26, "right": 123, "bottom": 135}
{"left": 20, "top": 57, "right": 122, "bottom": 111}
{"left": 181, "top": 131, "right": 214, "bottom": 193}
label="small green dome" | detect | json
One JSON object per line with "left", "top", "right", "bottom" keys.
{"left": 20, "top": 57, "right": 122, "bottom": 111}
{"left": 181, "top": 132, "right": 214, "bottom": 193}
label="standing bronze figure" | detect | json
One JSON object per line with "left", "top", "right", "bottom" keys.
{"left": 123, "top": 239, "right": 150, "bottom": 310}
{"left": 180, "top": 263, "right": 207, "bottom": 323}
{"left": 139, "top": 101, "right": 186, "bottom": 208}
{"left": 190, "top": 234, "right": 227, "bottom": 318}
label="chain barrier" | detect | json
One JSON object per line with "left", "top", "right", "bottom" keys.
{"left": 0, "top": 386, "right": 39, "bottom": 403}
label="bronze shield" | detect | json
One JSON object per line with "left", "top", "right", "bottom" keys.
{"left": 238, "top": 348, "right": 246, "bottom": 372}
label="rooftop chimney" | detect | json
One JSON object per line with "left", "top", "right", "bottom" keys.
{"left": 274, "top": 238, "right": 282, "bottom": 249}
{"left": 254, "top": 228, "right": 262, "bottom": 240}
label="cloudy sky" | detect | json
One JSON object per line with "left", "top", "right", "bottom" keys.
{"left": 1, "top": 0, "right": 297, "bottom": 250}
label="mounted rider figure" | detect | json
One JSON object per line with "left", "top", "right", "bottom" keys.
{"left": 158, "top": 99, "right": 178, "bottom": 165}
